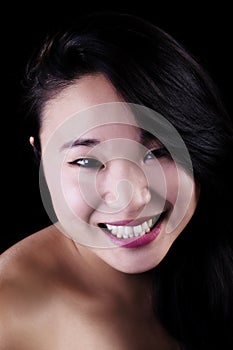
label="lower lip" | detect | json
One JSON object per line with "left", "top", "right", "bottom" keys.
{"left": 105, "top": 219, "right": 163, "bottom": 249}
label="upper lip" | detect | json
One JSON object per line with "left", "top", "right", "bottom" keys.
{"left": 98, "top": 213, "right": 165, "bottom": 227}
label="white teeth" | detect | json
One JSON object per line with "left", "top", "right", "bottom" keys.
{"left": 133, "top": 225, "right": 143, "bottom": 236}
{"left": 103, "top": 214, "right": 161, "bottom": 239}
{"left": 142, "top": 221, "right": 150, "bottom": 232}
{"left": 125, "top": 226, "right": 134, "bottom": 237}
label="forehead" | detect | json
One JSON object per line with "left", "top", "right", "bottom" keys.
{"left": 41, "top": 75, "right": 124, "bottom": 130}
{"left": 40, "top": 74, "right": 143, "bottom": 150}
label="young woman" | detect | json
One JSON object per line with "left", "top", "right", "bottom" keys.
{"left": 0, "top": 11, "right": 232, "bottom": 350}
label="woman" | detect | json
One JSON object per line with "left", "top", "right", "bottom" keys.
{"left": 0, "top": 11, "right": 232, "bottom": 349}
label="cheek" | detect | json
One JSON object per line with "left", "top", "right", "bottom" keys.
{"left": 147, "top": 161, "right": 179, "bottom": 205}
{"left": 164, "top": 164, "right": 197, "bottom": 234}
{"left": 160, "top": 162, "right": 194, "bottom": 206}
{"left": 60, "top": 168, "right": 93, "bottom": 220}
{"left": 163, "top": 163, "right": 179, "bottom": 205}
{"left": 43, "top": 160, "right": 94, "bottom": 223}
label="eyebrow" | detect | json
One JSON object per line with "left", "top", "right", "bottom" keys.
{"left": 140, "top": 130, "right": 162, "bottom": 146}
{"left": 60, "top": 138, "right": 100, "bottom": 151}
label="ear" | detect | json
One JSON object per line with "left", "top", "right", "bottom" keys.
{"left": 29, "top": 136, "right": 41, "bottom": 161}
{"left": 29, "top": 136, "right": 35, "bottom": 147}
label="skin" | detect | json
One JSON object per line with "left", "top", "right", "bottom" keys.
{"left": 0, "top": 74, "right": 199, "bottom": 349}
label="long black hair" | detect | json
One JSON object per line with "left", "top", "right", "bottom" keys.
{"left": 22, "top": 11, "right": 233, "bottom": 349}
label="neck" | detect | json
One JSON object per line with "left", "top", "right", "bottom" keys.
{"left": 74, "top": 242, "right": 153, "bottom": 304}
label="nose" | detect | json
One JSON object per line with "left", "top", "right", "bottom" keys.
{"left": 97, "top": 159, "right": 151, "bottom": 214}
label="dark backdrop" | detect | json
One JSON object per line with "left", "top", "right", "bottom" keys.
{"left": 2, "top": 2, "right": 232, "bottom": 253}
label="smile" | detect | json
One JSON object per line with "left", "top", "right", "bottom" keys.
{"left": 99, "top": 213, "right": 164, "bottom": 239}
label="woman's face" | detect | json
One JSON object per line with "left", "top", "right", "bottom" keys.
{"left": 40, "top": 74, "right": 199, "bottom": 273}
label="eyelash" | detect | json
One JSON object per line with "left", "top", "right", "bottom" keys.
{"left": 144, "top": 147, "right": 170, "bottom": 161}
{"left": 68, "top": 147, "right": 170, "bottom": 169}
{"left": 68, "top": 158, "right": 104, "bottom": 169}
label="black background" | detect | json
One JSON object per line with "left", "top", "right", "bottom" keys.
{"left": 2, "top": 2, "right": 232, "bottom": 253}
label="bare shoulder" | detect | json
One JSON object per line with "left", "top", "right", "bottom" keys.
{"left": 0, "top": 224, "right": 76, "bottom": 295}
{"left": 0, "top": 224, "right": 67, "bottom": 278}
{"left": 0, "top": 225, "right": 76, "bottom": 349}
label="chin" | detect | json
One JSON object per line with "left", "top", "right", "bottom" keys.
{"left": 91, "top": 236, "right": 175, "bottom": 274}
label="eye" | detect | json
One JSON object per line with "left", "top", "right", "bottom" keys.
{"left": 144, "top": 147, "right": 170, "bottom": 162}
{"left": 68, "top": 157, "right": 104, "bottom": 169}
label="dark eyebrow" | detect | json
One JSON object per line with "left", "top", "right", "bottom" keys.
{"left": 140, "top": 130, "right": 162, "bottom": 147}
{"left": 60, "top": 138, "right": 100, "bottom": 151}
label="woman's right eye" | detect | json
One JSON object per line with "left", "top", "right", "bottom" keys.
{"left": 68, "top": 158, "right": 104, "bottom": 169}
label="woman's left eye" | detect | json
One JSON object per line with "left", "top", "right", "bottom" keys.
{"left": 68, "top": 158, "right": 104, "bottom": 168}
{"left": 144, "top": 147, "right": 169, "bottom": 162}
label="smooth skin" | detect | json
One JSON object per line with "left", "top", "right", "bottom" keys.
{"left": 0, "top": 74, "right": 199, "bottom": 349}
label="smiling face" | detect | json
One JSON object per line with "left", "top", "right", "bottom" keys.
{"left": 39, "top": 74, "right": 199, "bottom": 273}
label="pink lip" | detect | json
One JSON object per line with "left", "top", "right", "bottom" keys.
{"left": 104, "top": 219, "right": 163, "bottom": 249}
